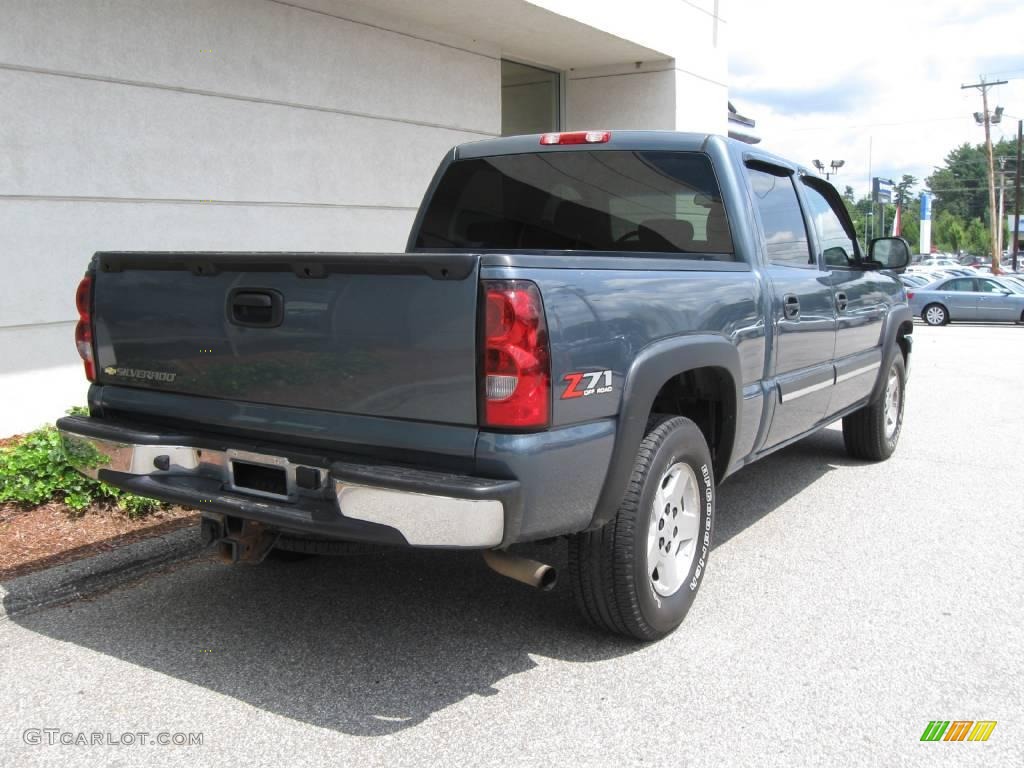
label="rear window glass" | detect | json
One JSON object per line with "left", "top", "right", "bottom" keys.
{"left": 414, "top": 151, "right": 733, "bottom": 258}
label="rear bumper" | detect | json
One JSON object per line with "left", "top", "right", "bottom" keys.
{"left": 57, "top": 416, "right": 518, "bottom": 549}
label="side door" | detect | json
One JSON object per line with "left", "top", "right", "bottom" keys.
{"left": 798, "top": 178, "right": 887, "bottom": 414}
{"left": 745, "top": 163, "right": 837, "bottom": 449}
{"left": 976, "top": 278, "right": 1019, "bottom": 321}
{"left": 934, "top": 277, "right": 978, "bottom": 319}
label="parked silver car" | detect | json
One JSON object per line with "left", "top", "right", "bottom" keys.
{"left": 908, "top": 276, "right": 1024, "bottom": 325}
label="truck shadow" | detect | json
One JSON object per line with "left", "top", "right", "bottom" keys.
{"left": 714, "top": 426, "right": 858, "bottom": 548}
{"left": 7, "top": 427, "right": 855, "bottom": 736}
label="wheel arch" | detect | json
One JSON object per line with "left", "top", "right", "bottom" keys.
{"left": 589, "top": 334, "right": 742, "bottom": 530}
{"left": 871, "top": 304, "right": 914, "bottom": 402}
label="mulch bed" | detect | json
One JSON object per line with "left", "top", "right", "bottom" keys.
{"left": 0, "top": 503, "right": 199, "bottom": 581}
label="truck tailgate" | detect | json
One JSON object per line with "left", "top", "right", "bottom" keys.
{"left": 91, "top": 252, "right": 480, "bottom": 425}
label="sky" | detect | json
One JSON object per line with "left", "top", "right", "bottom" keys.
{"left": 728, "top": 0, "right": 1024, "bottom": 201}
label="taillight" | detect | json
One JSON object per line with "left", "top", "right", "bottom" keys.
{"left": 906, "top": 291, "right": 915, "bottom": 300}
{"left": 539, "top": 130, "right": 610, "bottom": 145}
{"left": 75, "top": 275, "right": 96, "bottom": 381}
{"left": 481, "top": 280, "right": 550, "bottom": 429}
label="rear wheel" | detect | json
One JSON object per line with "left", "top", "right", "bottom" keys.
{"left": 568, "top": 415, "right": 714, "bottom": 641}
{"left": 923, "top": 304, "right": 948, "bottom": 326}
{"left": 842, "top": 354, "right": 906, "bottom": 461}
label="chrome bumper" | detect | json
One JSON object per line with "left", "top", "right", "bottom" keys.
{"left": 59, "top": 423, "right": 508, "bottom": 548}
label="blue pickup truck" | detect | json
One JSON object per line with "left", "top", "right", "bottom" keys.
{"left": 58, "top": 131, "right": 913, "bottom": 640}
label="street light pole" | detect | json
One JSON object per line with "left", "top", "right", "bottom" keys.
{"left": 813, "top": 159, "right": 845, "bottom": 181}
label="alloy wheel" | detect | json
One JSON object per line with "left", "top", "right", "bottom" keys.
{"left": 648, "top": 462, "right": 700, "bottom": 597}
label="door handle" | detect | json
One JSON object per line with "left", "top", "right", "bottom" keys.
{"left": 228, "top": 289, "right": 284, "bottom": 327}
{"left": 835, "top": 292, "right": 848, "bottom": 312}
{"left": 782, "top": 294, "right": 801, "bottom": 320}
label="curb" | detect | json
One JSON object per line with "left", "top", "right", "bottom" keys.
{"left": 0, "top": 525, "right": 205, "bottom": 621}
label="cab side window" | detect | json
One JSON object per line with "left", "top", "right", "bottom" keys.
{"left": 978, "top": 279, "right": 1005, "bottom": 293}
{"left": 801, "top": 181, "right": 858, "bottom": 268}
{"left": 747, "top": 167, "right": 813, "bottom": 268}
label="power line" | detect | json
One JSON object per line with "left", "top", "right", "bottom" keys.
{"left": 788, "top": 115, "right": 970, "bottom": 133}
{"left": 928, "top": 186, "right": 1019, "bottom": 193}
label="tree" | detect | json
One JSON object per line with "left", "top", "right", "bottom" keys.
{"left": 926, "top": 137, "right": 1019, "bottom": 221}
{"left": 894, "top": 175, "right": 917, "bottom": 209}
{"left": 842, "top": 185, "right": 856, "bottom": 203}
{"left": 926, "top": 143, "right": 990, "bottom": 219}
{"left": 933, "top": 209, "right": 966, "bottom": 253}
{"left": 963, "top": 217, "right": 990, "bottom": 255}
{"left": 900, "top": 197, "right": 920, "bottom": 252}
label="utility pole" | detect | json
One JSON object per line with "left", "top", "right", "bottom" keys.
{"left": 997, "top": 156, "right": 1007, "bottom": 260}
{"left": 1014, "top": 119, "right": 1022, "bottom": 273}
{"left": 962, "top": 77, "right": 1007, "bottom": 273}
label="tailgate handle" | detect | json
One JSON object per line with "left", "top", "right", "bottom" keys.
{"left": 229, "top": 289, "right": 283, "bottom": 327}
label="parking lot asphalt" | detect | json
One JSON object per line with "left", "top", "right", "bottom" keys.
{"left": 1, "top": 324, "right": 1022, "bottom": 767}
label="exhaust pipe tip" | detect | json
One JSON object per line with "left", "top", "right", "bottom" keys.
{"left": 483, "top": 549, "right": 557, "bottom": 591}
{"left": 537, "top": 566, "right": 557, "bottom": 592}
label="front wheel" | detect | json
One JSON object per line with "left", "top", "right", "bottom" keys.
{"left": 568, "top": 415, "right": 714, "bottom": 641}
{"left": 842, "top": 354, "right": 906, "bottom": 461}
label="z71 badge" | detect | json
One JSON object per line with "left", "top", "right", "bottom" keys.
{"left": 561, "top": 370, "right": 613, "bottom": 399}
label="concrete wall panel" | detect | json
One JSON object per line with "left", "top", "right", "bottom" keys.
{"left": 1, "top": 0, "right": 500, "bottom": 134}
{"left": 0, "top": 69, "right": 478, "bottom": 206}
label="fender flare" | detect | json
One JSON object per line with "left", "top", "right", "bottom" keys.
{"left": 871, "top": 304, "right": 914, "bottom": 401}
{"left": 589, "top": 334, "right": 743, "bottom": 529}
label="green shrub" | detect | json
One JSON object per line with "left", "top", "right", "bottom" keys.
{"left": 0, "top": 410, "right": 168, "bottom": 518}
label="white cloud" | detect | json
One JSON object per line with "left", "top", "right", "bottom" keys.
{"left": 728, "top": 0, "right": 1024, "bottom": 199}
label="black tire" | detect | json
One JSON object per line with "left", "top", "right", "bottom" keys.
{"left": 842, "top": 354, "right": 906, "bottom": 461}
{"left": 922, "top": 303, "right": 948, "bottom": 326}
{"left": 568, "top": 415, "right": 715, "bottom": 641}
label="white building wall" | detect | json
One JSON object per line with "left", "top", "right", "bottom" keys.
{"left": 566, "top": 60, "right": 727, "bottom": 135}
{"left": 0, "top": 0, "right": 729, "bottom": 436}
{"left": 540, "top": 0, "right": 724, "bottom": 135}
{"left": 543, "top": 0, "right": 728, "bottom": 135}
{"left": 0, "top": 0, "right": 501, "bottom": 435}
{"left": 566, "top": 63, "right": 679, "bottom": 131}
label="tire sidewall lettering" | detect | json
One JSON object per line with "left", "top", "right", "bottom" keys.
{"left": 633, "top": 419, "right": 715, "bottom": 634}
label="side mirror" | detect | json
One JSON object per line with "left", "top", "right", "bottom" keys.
{"left": 869, "top": 237, "right": 911, "bottom": 272}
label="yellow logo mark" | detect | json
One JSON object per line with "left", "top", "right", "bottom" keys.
{"left": 967, "top": 721, "right": 997, "bottom": 742}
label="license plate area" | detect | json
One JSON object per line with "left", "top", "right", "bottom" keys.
{"left": 229, "top": 457, "right": 290, "bottom": 501}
